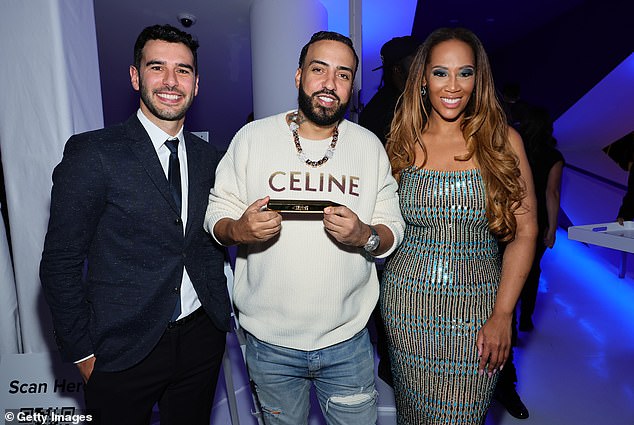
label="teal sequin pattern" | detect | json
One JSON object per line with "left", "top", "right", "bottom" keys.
{"left": 381, "top": 168, "right": 501, "bottom": 424}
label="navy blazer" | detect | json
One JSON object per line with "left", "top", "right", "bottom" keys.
{"left": 40, "top": 115, "right": 231, "bottom": 372}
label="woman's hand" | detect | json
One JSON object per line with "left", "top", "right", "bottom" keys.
{"left": 476, "top": 311, "right": 513, "bottom": 377}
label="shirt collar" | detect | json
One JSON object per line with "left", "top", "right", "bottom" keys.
{"left": 136, "top": 109, "right": 184, "bottom": 151}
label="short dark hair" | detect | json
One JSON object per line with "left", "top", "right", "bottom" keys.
{"left": 298, "top": 31, "right": 359, "bottom": 76}
{"left": 133, "top": 24, "right": 199, "bottom": 74}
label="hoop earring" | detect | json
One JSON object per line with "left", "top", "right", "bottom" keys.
{"left": 421, "top": 86, "right": 427, "bottom": 97}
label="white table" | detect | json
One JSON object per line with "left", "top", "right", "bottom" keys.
{"left": 568, "top": 221, "right": 634, "bottom": 278}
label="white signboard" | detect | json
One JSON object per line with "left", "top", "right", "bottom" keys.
{"left": 1, "top": 353, "right": 91, "bottom": 424}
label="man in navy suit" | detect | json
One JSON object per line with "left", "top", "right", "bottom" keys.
{"left": 40, "top": 24, "right": 230, "bottom": 425}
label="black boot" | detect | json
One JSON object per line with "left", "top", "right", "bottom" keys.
{"left": 495, "top": 386, "right": 529, "bottom": 419}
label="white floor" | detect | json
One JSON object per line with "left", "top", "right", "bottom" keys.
{"left": 204, "top": 228, "right": 634, "bottom": 425}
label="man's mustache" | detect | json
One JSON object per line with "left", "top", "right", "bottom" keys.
{"left": 312, "top": 89, "right": 340, "bottom": 102}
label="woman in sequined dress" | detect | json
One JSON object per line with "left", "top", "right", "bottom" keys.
{"left": 381, "top": 27, "right": 537, "bottom": 424}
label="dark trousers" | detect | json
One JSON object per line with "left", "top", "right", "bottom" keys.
{"left": 84, "top": 310, "right": 226, "bottom": 425}
{"left": 519, "top": 241, "right": 548, "bottom": 322}
{"left": 497, "top": 309, "right": 519, "bottom": 391}
{"left": 499, "top": 242, "right": 545, "bottom": 392}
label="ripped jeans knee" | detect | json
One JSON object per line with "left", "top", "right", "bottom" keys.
{"left": 324, "top": 387, "right": 378, "bottom": 424}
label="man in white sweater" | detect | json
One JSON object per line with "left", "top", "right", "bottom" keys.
{"left": 205, "top": 31, "right": 404, "bottom": 425}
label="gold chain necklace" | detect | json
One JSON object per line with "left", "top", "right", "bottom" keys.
{"left": 288, "top": 112, "right": 338, "bottom": 168}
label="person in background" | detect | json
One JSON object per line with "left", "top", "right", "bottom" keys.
{"left": 617, "top": 146, "right": 634, "bottom": 224}
{"left": 204, "top": 31, "right": 404, "bottom": 425}
{"left": 40, "top": 24, "right": 230, "bottom": 425}
{"left": 516, "top": 105, "right": 564, "bottom": 331}
{"left": 358, "top": 35, "right": 420, "bottom": 388}
{"left": 359, "top": 35, "right": 420, "bottom": 146}
{"left": 381, "top": 27, "right": 537, "bottom": 423}
{"left": 500, "top": 82, "right": 532, "bottom": 130}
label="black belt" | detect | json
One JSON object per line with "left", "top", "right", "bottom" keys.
{"left": 167, "top": 307, "right": 204, "bottom": 329}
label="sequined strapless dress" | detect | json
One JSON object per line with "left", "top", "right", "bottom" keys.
{"left": 381, "top": 168, "right": 501, "bottom": 424}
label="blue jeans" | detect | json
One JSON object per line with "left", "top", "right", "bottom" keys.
{"left": 246, "top": 329, "right": 378, "bottom": 425}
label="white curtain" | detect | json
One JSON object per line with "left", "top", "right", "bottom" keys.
{"left": 0, "top": 204, "right": 20, "bottom": 354}
{"left": 0, "top": 0, "right": 103, "bottom": 354}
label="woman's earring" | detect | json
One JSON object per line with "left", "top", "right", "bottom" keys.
{"left": 421, "top": 86, "right": 427, "bottom": 97}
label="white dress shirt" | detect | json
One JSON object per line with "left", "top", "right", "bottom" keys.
{"left": 137, "top": 109, "right": 201, "bottom": 320}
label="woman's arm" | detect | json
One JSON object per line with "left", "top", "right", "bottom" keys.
{"left": 476, "top": 128, "right": 538, "bottom": 376}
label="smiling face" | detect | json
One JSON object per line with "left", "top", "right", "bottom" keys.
{"left": 130, "top": 39, "right": 199, "bottom": 133}
{"left": 295, "top": 39, "right": 355, "bottom": 127}
{"left": 423, "top": 39, "right": 475, "bottom": 123}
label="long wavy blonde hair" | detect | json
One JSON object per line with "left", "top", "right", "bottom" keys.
{"left": 386, "top": 27, "right": 524, "bottom": 242}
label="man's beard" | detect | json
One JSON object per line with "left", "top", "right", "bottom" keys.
{"left": 297, "top": 86, "right": 349, "bottom": 127}
{"left": 139, "top": 78, "right": 192, "bottom": 121}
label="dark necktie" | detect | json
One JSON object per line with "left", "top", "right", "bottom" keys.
{"left": 165, "top": 138, "right": 182, "bottom": 321}
{"left": 165, "top": 138, "right": 182, "bottom": 214}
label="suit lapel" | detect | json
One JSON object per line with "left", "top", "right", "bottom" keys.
{"left": 184, "top": 133, "right": 204, "bottom": 237}
{"left": 124, "top": 116, "right": 181, "bottom": 215}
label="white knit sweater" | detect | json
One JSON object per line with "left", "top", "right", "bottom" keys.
{"left": 205, "top": 111, "right": 404, "bottom": 350}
